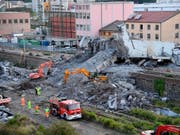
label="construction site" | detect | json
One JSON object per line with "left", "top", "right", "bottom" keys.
{"left": 0, "top": 23, "right": 180, "bottom": 134}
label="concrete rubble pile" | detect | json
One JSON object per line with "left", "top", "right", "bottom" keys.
{"left": 0, "top": 61, "right": 30, "bottom": 84}
{"left": 79, "top": 49, "right": 116, "bottom": 72}
{"left": 55, "top": 59, "right": 157, "bottom": 111}
{"left": 0, "top": 106, "right": 13, "bottom": 122}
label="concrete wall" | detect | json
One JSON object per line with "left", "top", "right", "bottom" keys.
{"left": 131, "top": 72, "right": 180, "bottom": 100}
{"left": 0, "top": 51, "right": 49, "bottom": 68}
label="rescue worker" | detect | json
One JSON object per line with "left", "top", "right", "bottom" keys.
{"left": 35, "top": 87, "right": 41, "bottom": 96}
{"left": 21, "top": 95, "right": 25, "bottom": 107}
{"left": 27, "top": 100, "right": 31, "bottom": 110}
{"left": 34, "top": 105, "right": 39, "bottom": 113}
{"left": 45, "top": 107, "right": 49, "bottom": 118}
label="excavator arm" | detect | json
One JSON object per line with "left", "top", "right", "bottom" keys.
{"left": 64, "top": 68, "right": 107, "bottom": 84}
{"left": 29, "top": 61, "right": 53, "bottom": 79}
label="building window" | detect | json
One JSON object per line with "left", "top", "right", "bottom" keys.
{"left": 86, "top": 13, "right": 90, "bottom": 19}
{"left": 19, "top": 19, "right": 23, "bottom": 23}
{"left": 2, "top": 19, "right": 6, "bottom": 24}
{"left": 0, "top": 20, "right": 1, "bottom": 24}
{"left": 83, "top": 13, "right": 86, "bottom": 19}
{"left": 126, "top": 24, "right": 129, "bottom": 29}
{"left": 131, "top": 33, "right": 134, "bottom": 37}
{"left": 155, "top": 25, "right": 159, "bottom": 30}
{"left": 147, "top": 33, "right": 151, "bottom": 39}
{"left": 87, "top": 25, "right": 90, "bottom": 31}
{"left": 76, "top": 13, "right": 78, "bottom": 18}
{"left": 14, "top": 19, "right": 18, "bottom": 23}
{"left": 79, "top": 13, "right": 82, "bottom": 19}
{"left": 147, "top": 25, "right": 151, "bottom": 30}
{"left": 140, "top": 33, "right": 143, "bottom": 39}
{"left": 175, "top": 24, "right": 179, "bottom": 29}
{"left": 8, "top": 19, "right": 12, "bottom": 24}
{"left": 25, "top": 19, "right": 29, "bottom": 23}
{"left": 86, "top": 5, "right": 89, "bottom": 10}
{"left": 131, "top": 24, "right": 134, "bottom": 29}
{"left": 80, "top": 24, "right": 83, "bottom": 30}
{"left": 175, "top": 32, "right": 179, "bottom": 38}
{"left": 155, "top": 34, "right": 159, "bottom": 40}
{"left": 76, "top": 24, "right": 79, "bottom": 30}
{"left": 140, "top": 24, "right": 143, "bottom": 30}
{"left": 83, "top": 25, "right": 86, "bottom": 31}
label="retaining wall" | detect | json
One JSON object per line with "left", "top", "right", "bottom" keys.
{"left": 131, "top": 72, "right": 180, "bottom": 100}
{"left": 0, "top": 50, "right": 49, "bottom": 68}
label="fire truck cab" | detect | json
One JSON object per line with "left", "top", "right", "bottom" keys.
{"left": 49, "top": 97, "right": 82, "bottom": 120}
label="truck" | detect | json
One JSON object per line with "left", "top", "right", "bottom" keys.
{"left": 141, "top": 125, "right": 180, "bottom": 135}
{"left": 0, "top": 95, "right": 11, "bottom": 105}
{"left": 49, "top": 97, "right": 82, "bottom": 120}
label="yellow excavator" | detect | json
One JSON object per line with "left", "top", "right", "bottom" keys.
{"left": 64, "top": 68, "right": 107, "bottom": 84}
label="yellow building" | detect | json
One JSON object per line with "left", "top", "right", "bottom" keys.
{"left": 125, "top": 11, "right": 180, "bottom": 43}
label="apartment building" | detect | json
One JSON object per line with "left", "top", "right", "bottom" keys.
{"left": 75, "top": 2, "right": 134, "bottom": 39}
{"left": 0, "top": 12, "right": 30, "bottom": 35}
{"left": 125, "top": 11, "right": 180, "bottom": 43}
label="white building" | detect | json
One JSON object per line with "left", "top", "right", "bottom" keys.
{"left": 156, "top": 0, "right": 180, "bottom": 3}
{"left": 134, "top": 2, "right": 180, "bottom": 11}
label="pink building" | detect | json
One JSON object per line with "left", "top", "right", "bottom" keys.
{"left": 75, "top": 2, "right": 134, "bottom": 39}
{"left": 0, "top": 12, "right": 30, "bottom": 35}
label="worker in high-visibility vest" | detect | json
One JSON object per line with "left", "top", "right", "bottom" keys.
{"left": 34, "top": 105, "right": 39, "bottom": 113}
{"left": 35, "top": 87, "right": 41, "bottom": 96}
{"left": 27, "top": 100, "right": 31, "bottom": 110}
{"left": 21, "top": 95, "right": 25, "bottom": 107}
{"left": 45, "top": 107, "right": 49, "bottom": 118}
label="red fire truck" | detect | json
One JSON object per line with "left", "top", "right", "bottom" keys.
{"left": 49, "top": 97, "right": 82, "bottom": 120}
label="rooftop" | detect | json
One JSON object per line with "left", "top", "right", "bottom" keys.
{"left": 126, "top": 11, "right": 180, "bottom": 23}
{"left": 99, "top": 20, "right": 123, "bottom": 32}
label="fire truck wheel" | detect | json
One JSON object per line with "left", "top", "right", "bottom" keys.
{"left": 63, "top": 113, "right": 67, "bottom": 120}
{"left": 52, "top": 108, "right": 58, "bottom": 116}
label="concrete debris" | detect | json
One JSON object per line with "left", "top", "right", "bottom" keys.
{"left": 79, "top": 49, "right": 116, "bottom": 72}
{"left": 153, "top": 108, "right": 180, "bottom": 117}
{"left": 0, "top": 106, "right": 13, "bottom": 122}
{"left": 0, "top": 61, "right": 31, "bottom": 84}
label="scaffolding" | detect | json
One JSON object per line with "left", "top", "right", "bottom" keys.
{"left": 48, "top": 11, "right": 76, "bottom": 39}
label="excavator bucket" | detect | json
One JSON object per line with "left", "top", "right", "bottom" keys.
{"left": 97, "top": 75, "right": 107, "bottom": 81}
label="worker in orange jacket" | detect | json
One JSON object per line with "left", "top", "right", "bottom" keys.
{"left": 21, "top": 95, "right": 25, "bottom": 107}
{"left": 34, "top": 105, "right": 39, "bottom": 113}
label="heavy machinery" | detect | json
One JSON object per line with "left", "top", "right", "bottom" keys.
{"left": 0, "top": 95, "right": 11, "bottom": 105}
{"left": 64, "top": 68, "right": 107, "bottom": 84}
{"left": 49, "top": 97, "right": 82, "bottom": 120}
{"left": 141, "top": 125, "right": 180, "bottom": 135}
{"left": 29, "top": 61, "right": 53, "bottom": 79}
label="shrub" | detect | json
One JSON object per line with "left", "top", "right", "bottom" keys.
{"left": 157, "top": 116, "right": 174, "bottom": 125}
{"left": 132, "top": 121, "right": 153, "bottom": 130}
{"left": 154, "top": 79, "right": 165, "bottom": 96}
{"left": 82, "top": 109, "right": 97, "bottom": 121}
{"left": 129, "top": 108, "right": 157, "bottom": 122}
{"left": 45, "top": 121, "right": 79, "bottom": 135}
